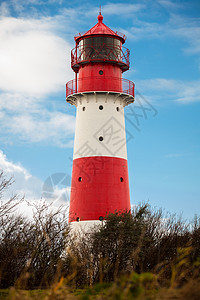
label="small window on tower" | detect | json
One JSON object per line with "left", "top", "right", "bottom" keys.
{"left": 78, "top": 177, "right": 82, "bottom": 182}
{"left": 116, "top": 107, "right": 119, "bottom": 111}
{"left": 99, "top": 105, "right": 103, "bottom": 110}
{"left": 82, "top": 107, "right": 86, "bottom": 111}
{"left": 99, "top": 136, "right": 103, "bottom": 142}
{"left": 99, "top": 70, "right": 103, "bottom": 75}
{"left": 120, "top": 177, "right": 124, "bottom": 182}
{"left": 76, "top": 217, "right": 80, "bottom": 222}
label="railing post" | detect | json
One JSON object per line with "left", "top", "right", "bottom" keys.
{"left": 75, "top": 73, "right": 77, "bottom": 93}
{"left": 75, "top": 43, "right": 77, "bottom": 63}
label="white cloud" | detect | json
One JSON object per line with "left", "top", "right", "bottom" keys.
{"left": 0, "top": 150, "right": 70, "bottom": 217}
{"left": 0, "top": 14, "right": 76, "bottom": 147}
{"left": 42, "top": 172, "right": 71, "bottom": 204}
{"left": 0, "top": 94, "right": 76, "bottom": 146}
{"left": 0, "top": 16, "right": 73, "bottom": 97}
{"left": 137, "top": 78, "right": 200, "bottom": 103}
{"left": 125, "top": 8, "right": 200, "bottom": 66}
{"left": 102, "top": 3, "right": 145, "bottom": 16}
{"left": 79, "top": 2, "right": 145, "bottom": 28}
{"left": 0, "top": 93, "right": 33, "bottom": 112}
{"left": 125, "top": 22, "right": 164, "bottom": 41}
{"left": 158, "top": 0, "right": 182, "bottom": 9}
{"left": 0, "top": 150, "right": 42, "bottom": 200}
{"left": 174, "top": 26, "right": 200, "bottom": 56}
{"left": 0, "top": 2, "right": 10, "bottom": 16}
{"left": 0, "top": 150, "right": 30, "bottom": 180}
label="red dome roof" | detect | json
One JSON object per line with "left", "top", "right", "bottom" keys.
{"left": 75, "top": 13, "right": 126, "bottom": 44}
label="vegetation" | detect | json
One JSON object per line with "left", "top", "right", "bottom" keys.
{"left": 0, "top": 170, "right": 200, "bottom": 299}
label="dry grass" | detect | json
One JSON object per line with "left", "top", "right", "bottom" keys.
{"left": 1, "top": 276, "right": 200, "bottom": 299}
{"left": 0, "top": 172, "right": 200, "bottom": 299}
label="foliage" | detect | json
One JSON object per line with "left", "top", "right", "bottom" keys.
{"left": 0, "top": 171, "right": 70, "bottom": 289}
{"left": 0, "top": 170, "right": 200, "bottom": 299}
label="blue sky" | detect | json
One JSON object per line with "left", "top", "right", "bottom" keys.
{"left": 0, "top": 0, "right": 199, "bottom": 220}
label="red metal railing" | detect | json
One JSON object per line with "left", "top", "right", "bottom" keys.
{"left": 71, "top": 44, "right": 130, "bottom": 72}
{"left": 66, "top": 77, "right": 134, "bottom": 98}
{"left": 115, "top": 31, "right": 127, "bottom": 41}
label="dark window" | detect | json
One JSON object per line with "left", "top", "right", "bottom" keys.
{"left": 99, "top": 136, "right": 103, "bottom": 142}
{"left": 99, "top": 216, "right": 103, "bottom": 221}
{"left": 78, "top": 177, "right": 82, "bottom": 182}
{"left": 99, "top": 70, "right": 103, "bottom": 75}
{"left": 79, "top": 36, "right": 121, "bottom": 61}
{"left": 116, "top": 107, "right": 119, "bottom": 111}
{"left": 76, "top": 217, "right": 80, "bottom": 222}
{"left": 99, "top": 105, "right": 103, "bottom": 110}
{"left": 120, "top": 177, "right": 124, "bottom": 182}
{"left": 82, "top": 106, "right": 86, "bottom": 111}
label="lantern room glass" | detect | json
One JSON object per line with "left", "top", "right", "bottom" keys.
{"left": 79, "top": 36, "right": 121, "bottom": 62}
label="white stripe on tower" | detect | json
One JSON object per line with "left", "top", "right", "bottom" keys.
{"left": 73, "top": 93, "right": 127, "bottom": 160}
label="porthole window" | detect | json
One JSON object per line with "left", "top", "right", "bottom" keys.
{"left": 82, "top": 107, "right": 86, "bottom": 111}
{"left": 99, "top": 136, "right": 103, "bottom": 142}
{"left": 99, "top": 70, "right": 103, "bottom": 75}
{"left": 99, "top": 105, "right": 103, "bottom": 110}
{"left": 120, "top": 177, "right": 124, "bottom": 182}
{"left": 76, "top": 217, "right": 80, "bottom": 222}
{"left": 99, "top": 216, "right": 103, "bottom": 221}
{"left": 116, "top": 107, "right": 119, "bottom": 111}
{"left": 78, "top": 177, "right": 82, "bottom": 182}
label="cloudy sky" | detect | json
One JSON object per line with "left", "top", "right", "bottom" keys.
{"left": 0, "top": 0, "right": 199, "bottom": 220}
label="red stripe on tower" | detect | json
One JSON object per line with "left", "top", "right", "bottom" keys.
{"left": 66, "top": 12, "right": 135, "bottom": 226}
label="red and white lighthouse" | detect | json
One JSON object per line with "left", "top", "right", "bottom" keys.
{"left": 66, "top": 12, "right": 134, "bottom": 227}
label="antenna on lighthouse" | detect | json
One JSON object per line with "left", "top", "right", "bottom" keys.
{"left": 99, "top": 4, "right": 101, "bottom": 14}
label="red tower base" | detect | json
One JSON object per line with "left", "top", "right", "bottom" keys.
{"left": 69, "top": 156, "right": 130, "bottom": 222}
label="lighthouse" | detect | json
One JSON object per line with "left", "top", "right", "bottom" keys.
{"left": 66, "top": 12, "right": 135, "bottom": 228}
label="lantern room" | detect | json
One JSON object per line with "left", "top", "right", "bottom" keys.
{"left": 70, "top": 12, "right": 130, "bottom": 94}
